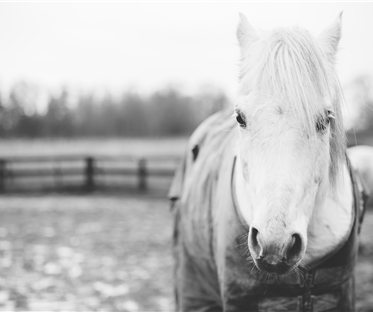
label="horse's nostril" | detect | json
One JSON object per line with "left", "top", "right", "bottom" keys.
{"left": 249, "top": 227, "right": 261, "bottom": 256}
{"left": 286, "top": 233, "right": 303, "bottom": 261}
{"left": 250, "top": 227, "right": 259, "bottom": 245}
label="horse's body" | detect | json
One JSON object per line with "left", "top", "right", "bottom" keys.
{"left": 170, "top": 13, "right": 367, "bottom": 312}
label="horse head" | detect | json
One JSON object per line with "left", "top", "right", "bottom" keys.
{"left": 234, "top": 13, "right": 346, "bottom": 275}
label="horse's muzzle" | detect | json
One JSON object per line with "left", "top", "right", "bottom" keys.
{"left": 248, "top": 227, "right": 304, "bottom": 275}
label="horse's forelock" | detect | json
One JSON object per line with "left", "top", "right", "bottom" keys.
{"left": 239, "top": 26, "right": 346, "bottom": 188}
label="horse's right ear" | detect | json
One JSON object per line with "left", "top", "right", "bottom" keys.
{"left": 237, "top": 13, "right": 256, "bottom": 48}
{"left": 318, "top": 12, "right": 343, "bottom": 63}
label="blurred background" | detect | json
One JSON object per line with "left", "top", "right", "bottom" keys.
{"left": 0, "top": 2, "right": 372, "bottom": 311}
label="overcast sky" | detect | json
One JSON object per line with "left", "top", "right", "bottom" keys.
{"left": 0, "top": 2, "right": 372, "bottom": 102}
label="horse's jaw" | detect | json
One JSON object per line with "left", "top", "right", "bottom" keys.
{"left": 302, "top": 163, "right": 354, "bottom": 267}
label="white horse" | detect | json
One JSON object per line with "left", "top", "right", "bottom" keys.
{"left": 234, "top": 12, "right": 349, "bottom": 274}
{"left": 170, "top": 13, "right": 366, "bottom": 312}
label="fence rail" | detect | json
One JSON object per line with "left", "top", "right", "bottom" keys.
{"left": 0, "top": 155, "right": 181, "bottom": 193}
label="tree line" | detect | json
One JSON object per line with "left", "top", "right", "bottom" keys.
{"left": 0, "top": 82, "right": 228, "bottom": 138}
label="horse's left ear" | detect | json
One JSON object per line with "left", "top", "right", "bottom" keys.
{"left": 237, "top": 13, "right": 256, "bottom": 49}
{"left": 318, "top": 12, "right": 343, "bottom": 63}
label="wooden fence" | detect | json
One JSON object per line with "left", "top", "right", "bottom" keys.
{"left": 0, "top": 155, "right": 181, "bottom": 193}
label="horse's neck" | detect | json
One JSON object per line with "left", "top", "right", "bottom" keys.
{"left": 234, "top": 159, "right": 354, "bottom": 267}
{"left": 304, "top": 163, "right": 354, "bottom": 266}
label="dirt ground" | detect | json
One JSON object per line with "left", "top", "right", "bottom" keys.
{"left": 0, "top": 195, "right": 173, "bottom": 311}
{"left": 0, "top": 194, "right": 371, "bottom": 311}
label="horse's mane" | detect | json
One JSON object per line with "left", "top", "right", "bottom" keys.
{"left": 239, "top": 26, "right": 346, "bottom": 187}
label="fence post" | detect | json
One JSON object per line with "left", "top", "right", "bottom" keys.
{"left": 138, "top": 158, "right": 147, "bottom": 191}
{"left": 85, "top": 157, "right": 95, "bottom": 192}
{"left": 0, "top": 160, "right": 6, "bottom": 193}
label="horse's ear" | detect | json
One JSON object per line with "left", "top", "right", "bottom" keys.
{"left": 237, "top": 13, "right": 256, "bottom": 48}
{"left": 318, "top": 12, "right": 343, "bottom": 63}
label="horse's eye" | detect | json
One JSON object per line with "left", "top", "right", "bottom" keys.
{"left": 235, "top": 111, "right": 246, "bottom": 128}
{"left": 316, "top": 117, "right": 327, "bottom": 133}
{"left": 316, "top": 111, "right": 333, "bottom": 133}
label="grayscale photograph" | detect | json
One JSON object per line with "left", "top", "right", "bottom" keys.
{"left": 0, "top": 2, "right": 372, "bottom": 311}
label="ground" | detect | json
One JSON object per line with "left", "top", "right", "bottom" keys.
{"left": 0, "top": 194, "right": 173, "bottom": 311}
{"left": 0, "top": 194, "right": 371, "bottom": 312}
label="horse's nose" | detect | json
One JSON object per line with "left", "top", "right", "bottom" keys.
{"left": 248, "top": 227, "right": 304, "bottom": 274}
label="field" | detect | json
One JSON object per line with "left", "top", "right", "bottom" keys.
{"left": 0, "top": 194, "right": 371, "bottom": 311}
{"left": 0, "top": 138, "right": 188, "bottom": 158}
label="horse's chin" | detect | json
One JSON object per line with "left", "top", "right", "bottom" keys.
{"left": 253, "top": 258, "right": 300, "bottom": 276}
